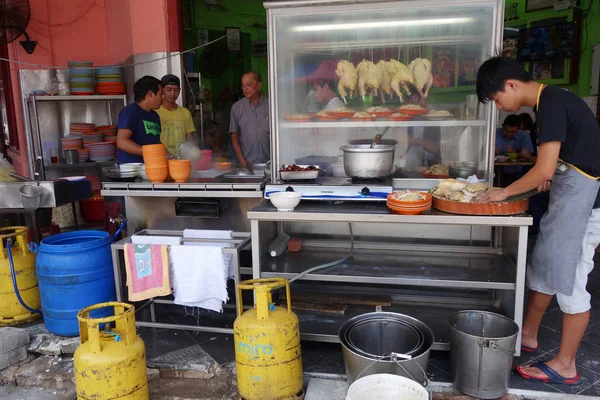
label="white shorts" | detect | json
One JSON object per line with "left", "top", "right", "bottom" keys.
{"left": 527, "top": 208, "right": 600, "bottom": 314}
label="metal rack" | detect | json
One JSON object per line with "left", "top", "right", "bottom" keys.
{"left": 111, "top": 229, "right": 251, "bottom": 333}
{"left": 25, "top": 95, "right": 127, "bottom": 179}
{"left": 248, "top": 201, "right": 531, "bottom": 354}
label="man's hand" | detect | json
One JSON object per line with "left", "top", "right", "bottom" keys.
{"left": 519, "top": 148, "right": 530, "bottom": 159}
{"left": 479, "top": 187, "right": 508, "bottom": 203}
{"left": 506, "top": 144, "right": 516, "bottom": 153}
{"left": 537, "top": 180, "right": 551, "bottom": 192}
{"left": 238, "top": 159, "right": 249, "bottom": 168}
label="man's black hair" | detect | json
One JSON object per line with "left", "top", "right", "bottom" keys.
{"left": 518, "top": 113, "right": 534, "bottom": 130}
{"left": 476, "top": 56, "right": 533, "bottom": 104}
{"left": 314, "top": 80, "right": 336, "bottom": 93}
{"left": 134, "top": 76, "right": 161, "bottom": 103}
{"left": 503, "top": 114, "right": 521, "bottom": 128}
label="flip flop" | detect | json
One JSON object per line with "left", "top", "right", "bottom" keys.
{"left": 516, "top": 361, "right": 581, "bottom": 385}
{"left": 521, "top": 345, "right": 541, "bottom": 354}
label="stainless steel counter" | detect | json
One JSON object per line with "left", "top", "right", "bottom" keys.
{"left": 248, "top": 200, "right": 531, "bottom": 353}
{"left": 0, "top": 180, "right": 92, "bottom": 212}
{"left": 101, "top": 175, "right": 266, "bottom": 198}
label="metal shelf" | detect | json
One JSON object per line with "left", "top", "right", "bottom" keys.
{"left": 281, "top": 120, "right": 487, "bottom": 129}
{"left": 29, "top": 95, "right": 126, "bottom": 102}
{"left": 260, "top": 246, "right": 515, "bottom": 290}
{"left": 44, "top": 161, "right": 115, "bottom": 170}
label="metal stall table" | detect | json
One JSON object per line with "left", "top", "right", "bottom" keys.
{"left": 248, "top": 201, "right": 531, "bottom": 355}
{"left": 111, "top": 229, "right": 252, "bottom": 333}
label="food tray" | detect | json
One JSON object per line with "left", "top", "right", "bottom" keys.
{"left": 285, "top": 115, "right": 314, "bottom": 122}
{"left": 396, "top": 108, "right": 428, "bottom": 116}
{"left": 385, "top": 114, "right": 414, "bottom": 121}
{"left": 280, "top": 165, "right": 320, "bottom": 180}
{"left": 316, "top": 115, "right": 342, "bottom": 121}
{"left": 432, "top": 195, "right": 529, "bottom": 215}
{"left": 328, "top": 110, "right": 356, "bottom": 118}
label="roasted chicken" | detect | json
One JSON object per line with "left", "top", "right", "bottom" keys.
{"left": 335, "top": 60, "right": 358, "bottom": 104}
{"left": 356, "top": 59, "right": 382, "bottom": 102}
{"left": 377, "top": 60, "right": 393, "bottom": 103}
{"left": 408, "top": 58, "right": 434, "bottom": 99}
{"left": 386, "top": 59, "right": 415, "bottom": 103}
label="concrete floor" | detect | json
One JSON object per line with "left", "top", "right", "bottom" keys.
{"left": 135, "top": 254, "right": 600, "bottom": 398}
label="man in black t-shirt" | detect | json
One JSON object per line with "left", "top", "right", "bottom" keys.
{"left": 477, "top": 57, "right": 600, "bottom": 386}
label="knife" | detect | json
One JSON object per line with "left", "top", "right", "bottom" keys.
{"left": 505, "top": 189, "right": 539, "bottom": 202}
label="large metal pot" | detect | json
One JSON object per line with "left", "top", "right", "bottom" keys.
{"left": 340, "top": 145, "right": 395, "bottom": 179}
{"left": 339, "top": 311, "right": 433, "bottom": 386}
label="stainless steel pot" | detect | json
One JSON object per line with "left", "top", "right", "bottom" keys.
{"left": 339, "top": 311, "right": 433, "bottom": 386}
{"left": 449, "top": 162, "right": 478, "bottom": 179}
{"left": 340, "top": 145, "right": 395, "bottom": 179}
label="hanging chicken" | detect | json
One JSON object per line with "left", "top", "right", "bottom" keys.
{"left": 408, "top": 58, "right": 434, "bottom": 99}
{"left": 356, "top": 59, "right": 382, "bottom": 102}
{"left": 377, "top": 60, "right": 393, "bottom": 104}
{"left": 386, "top": 59, "right": 415, "bottom": 103}
{"left": 335, "top": 60, "right": 358, "bottom": 104}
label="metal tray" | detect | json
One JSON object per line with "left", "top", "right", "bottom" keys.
{"left": 279, "top": 165, "right": 320, "bottom": 181}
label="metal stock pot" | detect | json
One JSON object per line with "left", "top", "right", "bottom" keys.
{"left": 340, "top": 144, "right": 396, "bottom": 179}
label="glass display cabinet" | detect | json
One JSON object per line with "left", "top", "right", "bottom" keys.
{"left": 265, "top": 0, "right": 505, "bottom": 188}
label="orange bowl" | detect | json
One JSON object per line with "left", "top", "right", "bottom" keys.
{"left": 387, "top": 192, "right": 432, "bottom": 207}
{"left": 146, "top": 168, "right": 168, "bottom": 183}
{"left": 168, "top": 159, "right": 191, "bottom": 168}
{"left": 215, "top": 161, "right": 232, "bottom": 171}
{"left": 170, "top": 169, "right": 191, "bottom": 183}
{"left": 396, "top": 107, "right": 428, "bottom": 116}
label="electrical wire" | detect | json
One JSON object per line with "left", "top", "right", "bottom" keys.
{"left": 287, "top": 223, "right": 355, "bottom": 284}
{"left": 0, "top": 16, "right": 265, "bottom": 71}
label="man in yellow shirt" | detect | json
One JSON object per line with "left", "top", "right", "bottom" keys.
{"left": 156, "top": 74, "right": 196, "bottom": 157}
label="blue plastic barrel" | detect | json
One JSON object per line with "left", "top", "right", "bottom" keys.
{"left": 36, "top": 231, "right": 116, "bottom": 336}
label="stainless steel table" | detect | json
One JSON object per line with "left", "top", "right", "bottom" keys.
{"left": 247, "top": 200, "right": 532, "bottom": 354}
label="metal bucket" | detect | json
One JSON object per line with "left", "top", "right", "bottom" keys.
{"left": 448, "top": 310, "right": 519, "bottom": 399}
{"left": 339, "top": 312, "right": 433, "bottom": 386}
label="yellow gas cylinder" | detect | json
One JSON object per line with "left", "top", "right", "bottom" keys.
{"left": 234, "top": 278, "right": 303, "bottom": 400}
{"left": 0, "top": 226, "right": 41, "bottom": 326}
{"left": 74, "top": 302, "right": 148, "bottom": 400}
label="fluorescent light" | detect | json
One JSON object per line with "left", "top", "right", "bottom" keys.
{"left": 292, "top": 17, "right": 473, "bottom": 32}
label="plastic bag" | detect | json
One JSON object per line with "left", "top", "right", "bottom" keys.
{"left": 0, "top": 155, "right": 17, "bottom": 182}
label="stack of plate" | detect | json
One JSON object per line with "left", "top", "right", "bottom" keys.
{"left": 68, "top": 61, "right": 95, "bottom": 95}
{"left": 89, "top": 142, "right": 116, "bottom": 161}
{"left": 386, "top": 191, "right": 432, "bottom": 215}
{"left": 77, "top": 148, "right": 90, "bottom": 163}
{"left": 82, "top": 132, "right": 105, "bottom": 147}
{"left": 61, "top": 136, "right": 83, "bottom": 151}
{"left": 96, "top": 125, "right": 117, "bottom": 136}
{"left": 70, "top": 122, "right": 95, "bottom": 136}
{"left": 96, "top": 66, "right": 125, "bottom": 95}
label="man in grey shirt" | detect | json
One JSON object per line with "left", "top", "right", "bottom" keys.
{"left": 229, "top": 71, "right": 270, "bottom": 167}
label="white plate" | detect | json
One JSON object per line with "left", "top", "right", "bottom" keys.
{"left": 61, "top": 176, "right": 86, "bottom": 182}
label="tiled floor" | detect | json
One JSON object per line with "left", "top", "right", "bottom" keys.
{"left": 138, "top": 254, "right": 600, "bottom": 396}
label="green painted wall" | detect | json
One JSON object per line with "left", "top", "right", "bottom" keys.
{"left": 505, "top": 0, "right": 600, "bottom": 97}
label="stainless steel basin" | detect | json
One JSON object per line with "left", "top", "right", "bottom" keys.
{"left": 0, "top": 180, "right": 92, "bottom": 211}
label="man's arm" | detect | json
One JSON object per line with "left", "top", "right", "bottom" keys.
{"left": 117, "top": 129, "right": 143, "bottom": 156}
{"left": 231, "top": 133, "right": 248, "bottom": 167}
{"left": 481, "top": 141, "right": 560, "bottom": 202}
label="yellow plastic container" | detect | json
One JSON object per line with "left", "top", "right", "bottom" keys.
{"left": 234, "top": 278, "right": 303, "bottom": 400}
{"left": 74, "top": 302, "right": 148, "bottom": 400}
{"left": 0, "top": 226, "right": 41, "bottom": 326}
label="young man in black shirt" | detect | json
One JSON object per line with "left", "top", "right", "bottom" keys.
{"left": 477, "top": 56, "right": 600, "bottom": 385}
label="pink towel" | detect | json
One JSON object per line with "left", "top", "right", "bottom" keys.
{"left": 124, "top": 243, "right": 172, "bottom": 301}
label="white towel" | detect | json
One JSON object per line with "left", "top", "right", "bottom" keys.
{"left": 169, "top": 245, "right": 228, "bottom": 313}
{"left": 182, "top": 229, "right": 234, "bottom": 278}
{"left": 132, "top": 235, "right": 182, "bottom": 246}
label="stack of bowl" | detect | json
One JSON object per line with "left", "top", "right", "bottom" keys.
{"left": 386, "top": 191, "right": 432, "bottom": 215}
{"left": 143, "top": 144, "right": 168, "bottom": 183}
{"left": 69, "top": 122, "right": 95, "bottom": 137}
{"left": 89, "top": 142, "right": 116, "bottom": 161}
{"left": 168, "top": 159, "right": 191, "bottom": 183}
{"left": 96, "top": 66, "right": 125, "bottom": 95}
{"left": 96, "top": 125, "right": 117, "bottom": 142}
{"left": 68, "top": 61, "right": 95, "bottom": 95}
{"left": 61, "top": 136, "right": 83, "bottom": 152}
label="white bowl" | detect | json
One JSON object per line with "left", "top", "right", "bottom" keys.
{"left": 139, "top": 165, "right": 148, "bottom": 180}
{"left": 269, "top": 192, "right": 301, "bottom": 211}
{"left": 330, "top": 162, "right": 347, "bottom": 178}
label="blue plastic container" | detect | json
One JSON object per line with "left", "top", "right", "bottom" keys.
{"left": 36, "top": 231, "right": 116, "bottom": 336}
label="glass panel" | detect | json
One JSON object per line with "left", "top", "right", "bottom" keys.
{"left": 272, "top": 2, "right": 496, "bottom": 180}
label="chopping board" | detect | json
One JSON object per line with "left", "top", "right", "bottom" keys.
{"left": 432, "top": 195, "right": 529, "bottom": 215}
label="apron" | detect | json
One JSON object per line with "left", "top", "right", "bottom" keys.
{"left": 530, "top": 85, "right": 600, "bottom": 295}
